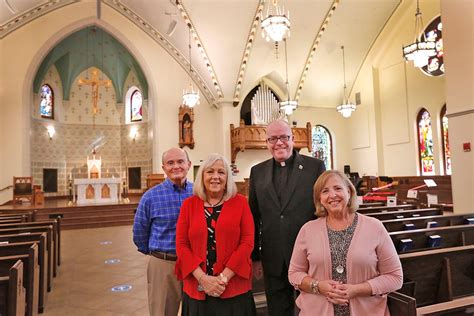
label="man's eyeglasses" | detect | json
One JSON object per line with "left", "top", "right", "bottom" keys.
{"left": 266, "top": 135, "right": 292, "bottom": 144}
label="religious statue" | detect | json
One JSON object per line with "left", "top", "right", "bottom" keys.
{"left": 178, "top": 105, "right": 195, "bottom": 149}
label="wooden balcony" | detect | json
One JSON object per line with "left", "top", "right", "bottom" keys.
{"left": 230, "top": 120, "right": 312, "bottom": 163}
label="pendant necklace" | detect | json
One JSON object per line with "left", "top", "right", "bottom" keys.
{"left": 329, "top": 216, "right": 352, "bottom": 275}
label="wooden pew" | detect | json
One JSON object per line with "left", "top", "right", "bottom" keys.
{"left": 382, "top": 213, "right": 474, "bottom": 232}
{"left": 389, "top": 224, "right": 474, "bottom": 253}
{"left": 0, "top": 226, "right": 54, "bottom": 292}
{"left": 0, "top": 260, "right": 26, "bottom": 316}
{"left": 416, "top": 296, "right": 474, "bottom": 315}
{"left": 398, "top": 245, "right": 474, "bottom": 308}
{"left": 0, "top": 244, "right": 40, "bottom": 316}
{"left": 0, "top": 214, "right": 28, "bottom": 224}
{"left": 359, "top": 202, "right": 385, "bottom": 208}
{"left": 357, "top": 204, "right": 415, "bottom": 214}
{"left": 0, "top": 235, "right": 48, "bottom": 313}
{"left": 364, "top": 207, "right": 442, "bottom": 221}
{"left": 0, "top": 211, "right": 36, "bottom": 222}
{"left": 0, "top": 218, "right": 61, "bottom": 274}
{"left": 0, "top": 242, "right": 43, "bottom": 315}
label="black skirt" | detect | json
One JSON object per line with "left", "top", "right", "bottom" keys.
{"left": 182, "top": 291, "right": 257, "bottom": 316}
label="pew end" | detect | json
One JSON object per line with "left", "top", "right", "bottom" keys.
{"left": 388, "top": 291, "right": 417, "bottom": 316}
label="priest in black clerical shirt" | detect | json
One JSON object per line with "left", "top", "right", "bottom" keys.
{"left": 249, "top": 119, "right": 326, "bottom": 316}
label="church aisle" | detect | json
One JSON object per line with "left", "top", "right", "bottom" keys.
{"left": 43, "top": 226, "right": 149, "bottom": 315}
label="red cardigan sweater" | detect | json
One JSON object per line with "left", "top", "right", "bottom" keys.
{"left": 175, "top": 194, "right": 254, "bottom": 300}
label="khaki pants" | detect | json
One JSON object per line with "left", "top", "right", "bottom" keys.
{"left": 147, "top": 255, "right": 181, "bottom": 316}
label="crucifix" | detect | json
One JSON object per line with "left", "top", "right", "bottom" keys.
{"left": 78, "top": 68, "right": 111, "bottom": 115}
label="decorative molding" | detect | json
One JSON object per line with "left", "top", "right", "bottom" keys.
{"left": 295, "top": 0, "right": 340, "bottom": 102}
{"left": 176, "top": 0, "right": 223, "bottom": 100}
{"left": 446, "top": 109, "right": 474, "bottom": 119}
{"left": 232, "top": 0, "right": 265, "bottom": 106}
{"left": 104, "top": 0, "right": 217, "bottom": 106}
{"left": 0, "top": 0, "right": 79, "bottom": 39}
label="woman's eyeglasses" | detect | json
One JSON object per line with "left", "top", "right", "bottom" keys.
{"left": 266, "top": 135, "right": 292, "bottom": 144}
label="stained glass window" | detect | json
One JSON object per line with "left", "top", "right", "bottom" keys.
{"left": 417, "top": 109, "right": 435, "bottom": 175}
{"left": 130, "top": 89, "right": 143, "bottom": 122}
{"left": 312, "top": 125, "right": 332, "bottom": 170}
{"left": 440, "top": 105, "right": 451, "bottom": 175}
{"left": 421, "top": 16, "right": 444, "bottom": 77}
{"left": 40, "top": 84, "right": 54, "bottom": 119}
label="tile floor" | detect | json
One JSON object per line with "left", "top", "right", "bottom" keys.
{"left": 43, "top": 225, "right": 150, "bottom": 315}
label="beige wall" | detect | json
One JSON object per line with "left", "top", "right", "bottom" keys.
{"left": 350, "top": 0, "right": 445, "bottom": 177}
{"left": 0, "top": 2, "right": 219, "bottom": 203}
{"left": 441, "top": 0, "right": 474, "bottom": 213}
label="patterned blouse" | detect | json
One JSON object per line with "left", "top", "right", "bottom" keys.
{"left": 204, "top": 204, "right": 223, "bottom": 275}
{"left": 327, "top": 213, "right": 359, "bottom": 316}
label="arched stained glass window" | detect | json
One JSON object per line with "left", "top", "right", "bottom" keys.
{"left": 131, "top": 89, "right": 143, "bottom": 122}
{"left": 417, "top": 109, "right": 435, "bottom": 175}
{"left": 40, "top": 84, "right": 54, "bottom": 119}
{"left": 312, "top": 125, "right": 333, "bottom": 170}
{"left": 440, "top": 105, "right": 451, "bottom": 175}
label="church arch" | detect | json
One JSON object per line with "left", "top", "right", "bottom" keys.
{"left": 24, "top": 19, "right": 156, "bottom": 196}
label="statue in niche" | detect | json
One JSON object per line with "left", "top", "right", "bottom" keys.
{"left": 178, "top": 105, "right": 195, "bottom": 149}
{"left": 86, "top": 184, "right": 95, "bottom": 199}
{"left": 101, "top": 184, "right": 111, "bottom": 198}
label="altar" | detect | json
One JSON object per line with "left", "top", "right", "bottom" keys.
{"left": 74, "top": 178, "right": 121, "bottom": 205}
{"left": 73, "top": 149, "right": 121, "bottom": 205}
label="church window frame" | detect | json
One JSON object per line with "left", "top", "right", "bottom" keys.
{"left": 440, "top": 105, "right": 451, "bottom": 175}
{"left": 130, "top": 89, "right": 143, "bottom": 122}
{"left": 40, "top": 84, "right": 54, "bottom": 119}
{"left": 416, "top": 108, "right": 435, "bottom": 175}
{"left": 311, "top": 125, "right": 333, "bottom": 170}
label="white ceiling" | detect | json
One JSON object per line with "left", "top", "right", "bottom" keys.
{"left": 0, "top": 0, "right": 401, "bottom": 108}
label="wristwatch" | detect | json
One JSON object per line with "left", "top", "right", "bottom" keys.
{"left": 310, "top": 279, "right": 319, "bottom": 295}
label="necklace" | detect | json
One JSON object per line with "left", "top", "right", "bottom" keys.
{"left": 327, "top": 215, "right": 355, "bottom": 275}
{"left": 206, "top": 195, "right": 224, "bottom": 207}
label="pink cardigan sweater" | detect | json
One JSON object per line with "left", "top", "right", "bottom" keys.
{"left": 288, "top": 214, "right": 403, "bottom": 316}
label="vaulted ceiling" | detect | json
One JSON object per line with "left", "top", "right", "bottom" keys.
{"left": 1, "top": 0, "right": 402, "bottom": 108}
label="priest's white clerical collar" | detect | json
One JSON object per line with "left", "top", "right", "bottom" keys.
{"left": 280, "top": 161, "right": 286, "bottom": 167}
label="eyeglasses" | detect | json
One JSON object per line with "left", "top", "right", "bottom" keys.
{"left": 266, "top": 135, "right": 292, "bottom": 144}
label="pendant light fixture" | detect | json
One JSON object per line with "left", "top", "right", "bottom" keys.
{"left": 182, "top": 25, "right": 200, "bottom": 107}
{"left": 336, "top": 46, "right": 356, "bottom": 118}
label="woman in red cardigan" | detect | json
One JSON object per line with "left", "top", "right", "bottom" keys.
{"left": 175, "top": 153, "right": 256, "bottom": 315}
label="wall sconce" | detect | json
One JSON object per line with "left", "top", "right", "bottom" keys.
{"left": 47, "top": 126, "right": 55, "bottom": 140}
{"left": 129, "top": 126, "right": 138, "bottom": 141}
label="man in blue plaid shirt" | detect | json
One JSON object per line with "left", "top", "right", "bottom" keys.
{"left": 133, "top": 147, "right": 193, "bottom": 316}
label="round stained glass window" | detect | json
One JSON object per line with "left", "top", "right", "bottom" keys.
{"left": 420, "top": 16, "right": 444, "bottom": 77}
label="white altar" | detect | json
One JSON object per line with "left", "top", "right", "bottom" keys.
{"left": 74, "top": 178, "right": 121, "bottom": 205}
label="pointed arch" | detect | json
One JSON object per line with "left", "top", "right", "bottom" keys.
{"left": 311, "top": 125, "right": 333, "bottom": 170}
{"left": 440, "top": 105, "right": 451, "bottom": 175}
{"left": 416, "top": 108, "right": 435, "bottom": 175}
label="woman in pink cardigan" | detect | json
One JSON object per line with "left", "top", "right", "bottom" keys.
{"left": 288, "top": 170, "right": 403, "bottom": 315}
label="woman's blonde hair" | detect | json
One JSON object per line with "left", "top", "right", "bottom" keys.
{"left": 313, "top": 170, "right": 359, "bottom": 217}
{"left": 193, "top": 153, "right": 237, "bottom": 201}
